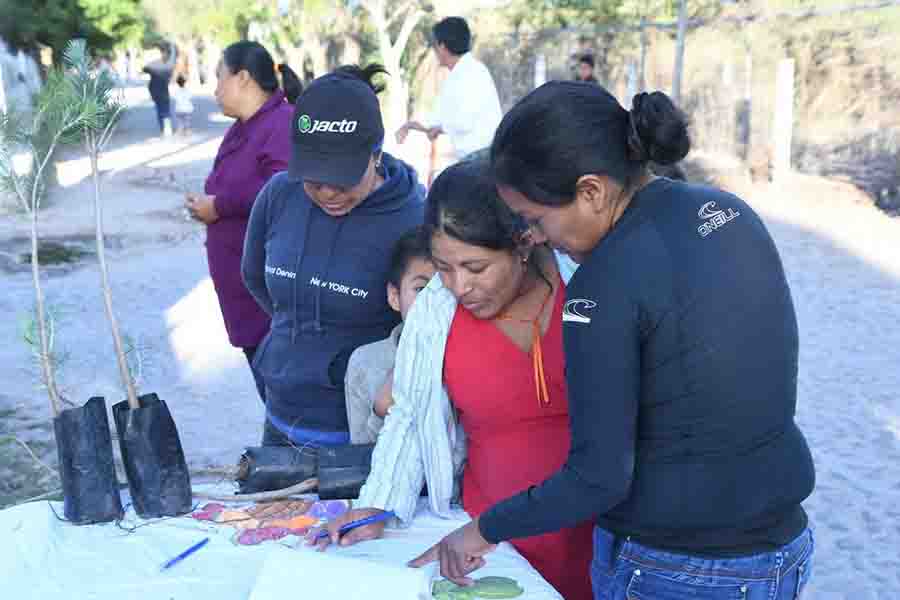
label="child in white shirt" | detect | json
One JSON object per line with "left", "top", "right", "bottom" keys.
{"left": 172, "top": 75, "right": 194, "bottom": 135}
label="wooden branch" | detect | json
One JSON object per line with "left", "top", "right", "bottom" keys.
{"left": 13, "top": 488, "right": 62, "bottom": 506}
{"left": 188, "top": 465, "right": 241, "bottom": 479}
{"left": 1, "top": 435, "right": 58, "bottom": 478}
{"left": 28, "top": 123, "right": 71, "bottom": 415}
{"left": 192, "top": 477, "right": 319, "bottom": 502}
{"left": 98, "top": 103, "right": 125, "bottom": 151}
{"left": 84, "top": 126, "right": 139, "bottom": 410}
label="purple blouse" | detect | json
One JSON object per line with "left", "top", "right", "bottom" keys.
{"left": 204, "top": 90, "right": 294, "bottom": 348}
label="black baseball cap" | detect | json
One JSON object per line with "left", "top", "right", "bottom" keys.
{"left": 288, "top": 72, "right": 385, "bottom": 187}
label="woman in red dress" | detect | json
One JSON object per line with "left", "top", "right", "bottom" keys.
{"left": 426, "top": 161, "right": 593, "bottom": 600}
{"left": 313, "top": 160, "right": 593, "bottom": 599}
{"left": 443, "top": 267, "right": 591, "bottom": 600}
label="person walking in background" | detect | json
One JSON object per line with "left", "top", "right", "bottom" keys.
{"left": 575, "top": 53, "right": 598, "bottom": 83}
{"left": 172, "top": 75, "right": 194, "bottom": 135}
{"left": 412, "top": 82, "right": 816, "bottom": 600}
{"left": 241, "top": 64, "right": 425, "bottom": 448}
{"left": 185, "top": 41, "right": 301, "bottom": 411}
{"left": 143, "top": 42, "right": 177, "bottom": 136}
{"left": 395, "top": 17, "right": 502, "bottom": 161}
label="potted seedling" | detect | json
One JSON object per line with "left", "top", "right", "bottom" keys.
{"left": 0, "top": 43, "right": 122, "bottom": 524}
{"left": 64, "top": 39, "right": 192, "bottom": 518}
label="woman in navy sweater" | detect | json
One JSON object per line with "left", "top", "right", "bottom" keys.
{"left": 242, "top": 65, "right": 424, "bottom": 446}
{"left": 412, "top": 83, "right": 816, "bottom": 600}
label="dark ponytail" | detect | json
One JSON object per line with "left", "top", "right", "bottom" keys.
{"left": 332, "top": 63, "right": 389, "bottom": 94}
{"left": 222, "top": 41, "right": 303, "bottom": 103}
{"left": 277, "top": 63, "right": 303, "bottom": 104}
{"left": 491, "top": 81, "right": 691, "bottom": 207}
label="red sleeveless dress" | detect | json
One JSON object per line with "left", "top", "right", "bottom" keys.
{"left": 444, "top": 283, "right": 594, "bottom": 600}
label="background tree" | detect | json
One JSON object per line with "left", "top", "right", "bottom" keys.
{"left": 357, "top": 0, "right": 431, "bottom": 130}
{"left": 78, "top": 0, "right": 145, "bottom": 52}
{"left": 0, "top": 0, "right": 144, "bottom": 62}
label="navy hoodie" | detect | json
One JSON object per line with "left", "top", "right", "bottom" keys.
{"left": 242, "top": 153, "right": 425, "bottom": 438}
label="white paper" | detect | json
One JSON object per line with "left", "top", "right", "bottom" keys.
{"left": 250, "top": 545, "right": 434, "bottom": 600}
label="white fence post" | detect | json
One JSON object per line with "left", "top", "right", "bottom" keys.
{"left": 772, "top": 58, "right": 795, "bottom": 181}
{"left": 534, "top": 53, "right": 547, "bottom": 89}
{"left": 672, "top": 0, "right": 688, "bottom": 104}
{"left": 0, "top": 62, "right": 7, "bottom": 114}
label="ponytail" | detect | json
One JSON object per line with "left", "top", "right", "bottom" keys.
{"left": 332, "top": 63, "right": 389, "bottom": 94}
{"left": 491, "top": 81, "right": 691, "bottom": 208}
{"left": 277, "top": 63, "right": 303, "bottom": 104}
{"left": 222, "top": 41, "right": 304, "bottom": 104}
{"left": 222, "top": 41, "right": 278, "bottom": 93}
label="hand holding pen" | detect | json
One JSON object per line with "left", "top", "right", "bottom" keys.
{"left": 306, "top": 508, "right": 395, "bottom": 551}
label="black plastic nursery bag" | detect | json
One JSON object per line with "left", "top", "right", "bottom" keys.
{"left": 317, "top": 443, "right": 375, "bottom": 500}
{"left": 112, "top": 393, "right": 192, "bottom": 518}
{"left": 53, "top": 396, "right": 124, "bottom": 524}
{"left": 236, "top": 445, "right": 318, "bottom": 494}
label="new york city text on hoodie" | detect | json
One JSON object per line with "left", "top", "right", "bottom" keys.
{"left": 242, "top": 154, "right": 425, "bottom": 437}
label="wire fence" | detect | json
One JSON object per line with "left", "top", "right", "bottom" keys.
{"left": 476, "top": 4, "right": 900, "bottom": 213}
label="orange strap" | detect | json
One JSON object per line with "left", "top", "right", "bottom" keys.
{"left": 497, "top": 284, "right": 554, "bottom": 407}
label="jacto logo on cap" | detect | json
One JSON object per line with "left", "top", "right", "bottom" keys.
{"left": 298, "top": 114, "right": 358, "bottom": 134}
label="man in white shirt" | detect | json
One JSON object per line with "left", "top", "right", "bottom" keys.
{"left": 395, "top": 17, "right": 502, "bottom": 161}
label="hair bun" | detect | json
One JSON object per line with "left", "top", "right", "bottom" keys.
{"left": 627, "top": 92, "right": 651, "bottom": 162}
{"left": 627, "top": 91, "right": 691, "bottom": 165}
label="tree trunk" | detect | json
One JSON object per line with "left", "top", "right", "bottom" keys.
{"left": 672, "top": 0, "right": 689, "bottom": 104}
{"left": 203, "top": 36, "right": 220, "bottom": 86}
{"left": 90, "top": 138, "right": 139, "bottom": 409}
{"left": 362, "top": 0, "right": 422, "bottom": 131}
{"left": 382, "top": 48, "right": 408, "bottom": 132}
{"left": 0, "top": 64, "right": 6, "bottom": 114}
{"left": 639, "top": 20, "right": 648, "bottom": 92}
{"left": 305, "top": 31, "right": 328, "bottom": 80}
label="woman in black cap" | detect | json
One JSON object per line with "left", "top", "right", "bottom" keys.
{"left": 411, "top": 83, "right": 816, "bottom": 600}
{"left": 241, "top": 65, "right": 425, "bottom": 447}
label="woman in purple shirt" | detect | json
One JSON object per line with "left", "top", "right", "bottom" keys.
{"left": 185, "top": 41, "right": 302, "bottom": 404}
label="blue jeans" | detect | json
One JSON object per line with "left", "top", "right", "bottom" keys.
{"left": 591, "top": 527, "right": 813, "bottom": 600}
{"left": 261, "top": 401, "right": 350, "bottom": 448}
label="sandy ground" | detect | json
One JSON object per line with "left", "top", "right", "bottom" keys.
{"left": 1, "top": 87, "right": 898, "bottom": 599}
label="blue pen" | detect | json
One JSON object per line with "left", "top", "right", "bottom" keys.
{"left": 315, "top": 510, "right": 396, "bottom": 541}
{"left": 160, "top": 537, "right": 210, "bottom": 571}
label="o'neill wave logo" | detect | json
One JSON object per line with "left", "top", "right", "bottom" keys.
{"left": 563, "top": 299, "right": 597, "bottom": 324}
{"left": 697, "top": 201, "right": 740, "bottom": 238}
{"left": 298, "top": 114, "right": 358, "bottom": 134}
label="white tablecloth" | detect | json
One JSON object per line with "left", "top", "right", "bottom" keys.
{"left": 0, "top": 489, "right": 563, "bottom": 600}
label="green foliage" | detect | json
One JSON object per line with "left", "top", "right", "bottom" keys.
{"left": 78, "top": 0, "right": 146, "bottom": 50}
{"left": 59, "top": 39, "right": 123, "bottom": 144}
{"left": 21, "top": 305, "right": 70, "bottom": 375}
{"left": 503, "top": 0, "right": 626, "bottom": 31}
{"left": 0, "top": 0, "right": 144, "bottom": 61}
{"left": 142, "top": 0, "right": 260, "bottom": 43}
{"left": 0, "top": 39, "right": 122, "bottom": 214}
